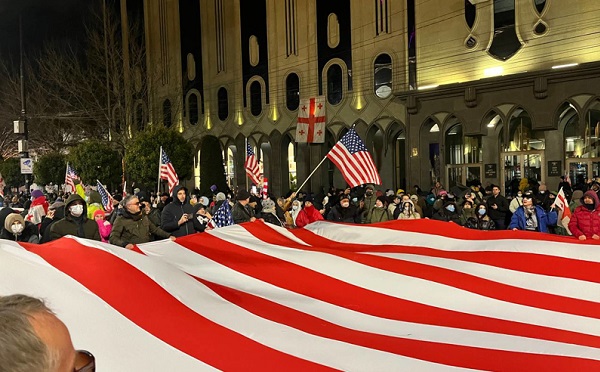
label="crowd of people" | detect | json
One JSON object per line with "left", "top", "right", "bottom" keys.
{"left": 1, "top": 174, "right": 599, "bottom": 246}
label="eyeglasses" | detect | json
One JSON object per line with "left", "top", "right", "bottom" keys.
{"left": 126, "top": 202, "right": 141, "bottom": 206}
{"left": 74, "top": 350, "right": 95, "bottom": 372}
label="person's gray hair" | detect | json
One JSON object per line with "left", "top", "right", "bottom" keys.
{"left": 121, "top": 194, "right": 139, "bottom": 207}
{"left": 0, "top": 295, "right": 57, "bottom": 372}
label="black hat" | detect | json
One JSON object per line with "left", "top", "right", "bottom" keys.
{"left": 304, "top": 194, "right": 314, "bottom": 203}
{"left": 523, "top": 190, "right": 534, "bottom": 199}
{"left": 339, "top": 194, "right": 350, "bottom": 201}
{"left": 236, "top": 189, "right": 251, "bottom": 200}
{"left": 376, "top": 195, "right": 387, "bottom": 204}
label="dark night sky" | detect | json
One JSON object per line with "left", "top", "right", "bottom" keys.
{"left": 0, "top": 0, "right": 90, "bottom": 60}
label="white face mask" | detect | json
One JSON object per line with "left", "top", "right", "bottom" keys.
{"left": 70, "top": 204, "right": 84, "bottom": 217}
{"left": 341, "top": 202, "right": 350, "bottom": 208}
{"left": 11, "top": 224, "right": 23, "bottom": 234}
{"left": 292, "top": 205, "right": 299, "bottom": 211}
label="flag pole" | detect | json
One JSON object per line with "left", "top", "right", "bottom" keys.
{"left": 157, "top": 146, "right": 163, "bottom": 196}
{"left": 296, "top": 154, "right": 328, "bottom": 192}
{"left": 64, "top": 162, "right": 69, "bottom": 193}
{"left": 245, "top": 138, "right": 249, "bottom": 191}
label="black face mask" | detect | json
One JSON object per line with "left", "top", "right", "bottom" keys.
{"left": 585, "top": 203, "right": 595, "bottom": 211}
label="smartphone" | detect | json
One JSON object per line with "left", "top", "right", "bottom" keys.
{"left": 251, "top": 185, "right": 257, "bottom": 195}
{"left": 187, "top": 214, "right": 194, "bottom": 219}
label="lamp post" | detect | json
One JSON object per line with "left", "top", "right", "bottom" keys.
{"left": 14, "top": 14, "right": 30, "bottom": 192}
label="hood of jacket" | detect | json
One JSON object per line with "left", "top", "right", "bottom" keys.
{"left": 581, "top": 190, "right": 600, "bottom": 208}
{"left": 171, "top": 185, "right": 189, "bottom": 206}
{"left": 64, "top": 193, "right": 88, "bottom": 220}
{"left": 4, "top": 213, "right": 24, "bottom": 232}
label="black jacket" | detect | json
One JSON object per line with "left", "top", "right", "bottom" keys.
{"left": 160, "top": 185, "right": 196, "bottom": 237}
{"left": 49, "top": 194, "right": 100, "bottom": 241}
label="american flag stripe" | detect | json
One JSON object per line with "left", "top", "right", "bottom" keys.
{"left": 164, "top": 226, "right": 600, "bottom": 347}
{"left": 160, "top": 149, "right": 179, "bottom": 194}
{"left": 2, "top": 220, "right": 600, "bottom": 369}
{"left": 144, "top": 240, "right": 600, "bottom": 368}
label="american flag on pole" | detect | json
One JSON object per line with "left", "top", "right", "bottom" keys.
{"left": 65, "top": 163, "right": 79, "bottom": 193}
{"left": 209, "top": 201, "right": 234, "bottom": 228}
{"left": 262, "top": 177, "right": 269, "bottom": 200}
{"left": 96, "top": 180, "right": 115, "bottom": 214}
{"left": 327, "top": 128, "right": 381, "bottom": 188}
{"left": 245, "top": 143, "right": 261, "bottom": 185}
{"left": 160, "top": 148, "right": 179, "bottom": 194}
{"left": 296, "top": 96, "right": 326, "bottom": 143}
{"left": 2, "top": 219, "right": 600, "bottom": 370}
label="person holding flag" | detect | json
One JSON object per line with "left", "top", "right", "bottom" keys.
{"left": 568, "top": 190, "right": 600, "bottom": 240}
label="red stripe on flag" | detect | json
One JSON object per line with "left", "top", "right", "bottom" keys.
{"left": 24, "top": 239, "right": 333, "bottom": 371}
{"left": 177, "top": 231, "right": 600, "bottom": 349}
{"left": 199, "top": 278, "right": 600, "bottom": 371}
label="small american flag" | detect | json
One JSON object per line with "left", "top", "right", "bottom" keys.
{"left": 159, "top": 147, "right": 179, "bottom": 194}
{"left": 262, "top": 177, "right": 269, "bottom": 200}
{"left": 244, "top": 143, "right": 261, "bottom": 185}
{"left": 210, "top": 201, "right": 234, "bottom": 228}
{"left": 97, "top": 180, "right": 115, "bottom": 214}
{"left": 65, "top": 163, "right": 79, "bottom": 193}
{"left": 326, "top": 128, "right": 381, "bottom": 188}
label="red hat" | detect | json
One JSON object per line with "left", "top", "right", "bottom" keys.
{"left": 93, "top": 209, "right": 106, "bottom": 219}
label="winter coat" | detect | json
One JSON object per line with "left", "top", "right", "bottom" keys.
{"left": 509, "top": 197, "right": 523, "bottom": 213}
{"left": 295, "top": 205, "right": 324, "bottom": 228}
{"left": 96, "top": 219, "right": 113, "bottom": 243}
{"left": 49, "top": 194, "right": 100, "bottom": 241}
{"left": 568, "top": 191, "right": 600, "bottom": 239}
{"left": 39, "top": 205, "right": 65, "bottom": 244}
{"left": 465, "top": 215, "right": 496, "bottom": 230}
{"left": 160, "top": 185, "right": 196, "bottom": 237}
{"left": 486, "top": 194, "right": 509, "bottom": 221}
{"left": 232, "top": 201, "right": 255, "bottom": 224}
{"left": 361, "top": 192, "right": 377, "bottom": 223}
{"left": 327, "top": 204, "right": 360, "bottom": 223}
{"left": 432, "top": 203, "right": 462, "bottom": 224}
{"left": 110, "top": 209, "right": 170, "bottom": 247}
{"left": 76, "top": 183, "right": 104, "bottom": 220}
{"left": 0, "top": 213, "right": 39, "bottom": 243}
{"left": 368, "top": 206, "right": 391, "bottom": 223}
{"left": 509, "top": 205, "right": 557, "bottom": 233}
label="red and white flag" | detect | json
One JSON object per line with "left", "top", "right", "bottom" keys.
{"left": 262, "top": 177, "right": 269, "bottom": 199}
{"left": 327, "top": 128, "right": 381, "bottom": 187}
{"left": 553, "top": 187, "right": 572, "bottom": 232}
{"left": 245, "top": 143, "right": 261, "bottom": 186}
{"left": 65, "top": 163, "right": 79, "bottom": 193}
{"left": 296, "top": 96, "right": 326, "bottom": 143}
{"left": 159, "top": 147, "right": 179, "bottom": 194}
{"left": 2, "top": 220, "right": 600, "bottom": 370}
{"left": 0, "top": 172, "right": 5, "bottom": 197}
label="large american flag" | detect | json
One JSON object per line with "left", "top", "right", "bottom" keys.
{"left": 65, "top": 163, "right": 79, "bottom": 193}
{"left": 96, "top": 180, "right": 115, "bottom": 214}
{"left": 327, "top": 128, "right": 381, "bottom": 188}
{"left": 159, "top": 147, "right": 179, "bottom": 194}
{"left": 244, "top": 143, "right": 261, "bottom": 185}
{"left": 2, "top": 220, "right": 600, "bottom": 370}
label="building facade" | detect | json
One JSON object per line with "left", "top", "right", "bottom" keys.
{"left": 122, "top": 0, "right": 600, "bottom": 196}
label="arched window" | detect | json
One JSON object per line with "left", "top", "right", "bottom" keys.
{"left": 373, "top": 54, "right": 392, "bottom": 98}
{"left": 534, "top": 0, "right": 546, "bottom": 14}
{"left": 217, "top": 87, "right": 228, "bottom": 121}
{"left": 464, "top": 0, "right": 476, "bottom": 29}
{"left": 286, "top": 73, "right": 300, "bottom": 111}
{"left": 489, "top": 0, "right": 521, "bottom": 60}
{"left": 445, "top": 118, "right": 482, "bottom": 189}
{"left": 250, "top": 81, "right": 262, "bottom": 116}
{"left": 287, "top": 142, "right": 297, "bottom": 189}
{"left": 506, "top": 109, "right": 544, "bottom": 151}
{"left": 163, "top": 99, "right": 172, "bottom": 128}
{"left": 188, "top": 93, "right": 199, "bottom": 125}
{"left": 327, "top": 64, "right": 343, "bottom": 105}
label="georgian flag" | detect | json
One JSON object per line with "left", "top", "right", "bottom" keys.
{"left": 2, "top": 220, "right": 600, "bottom": 370}
{"left": 296, "top": 96, "right": 326, "bottom": 143}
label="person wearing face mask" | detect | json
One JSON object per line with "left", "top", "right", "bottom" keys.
{"left": 509, "top": 190, "right": 524, "bottom": 213}
{"left": 568, "top": 191, "right": 600, "bottom": 240}
{"left": 459, "top": 200, "right": 476, "bottom": 226}
{"left": 0, "top": 212, "right": 40, "bottom": 243}
{"left": 327, "top": 194, "right": 361, "bottom": 223}
{"left": 287, "top": 199, "right": 303, "bottom": 227}
{"left": 509, "top": 191, "right": 557, "bottom": 233}
{"left": 465, "top": 203, "right": 496, "bottom": 230}
{"left": 360, "top": 184, "right": 377, "bottom": 223}
{"left": 397, "top": 201, "right": 420, "bottom": 220}
{"left": 432, "top": 200, "right": 461, "bottom": 224}
{"left": 49, "top": 194, "right": 100, "bottom": 241}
